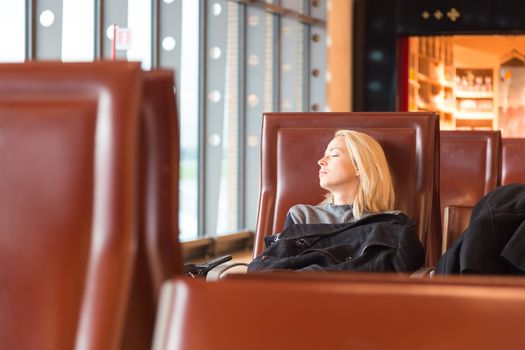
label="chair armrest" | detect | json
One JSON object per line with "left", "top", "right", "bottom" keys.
{"left": 410, "top": 266, "right": 435, "bottom": 278}
{"left": 184, "top": 255, "right": 233, "bottom": 278}
{"left": 442, "top": 205, "right": 473, "bottom": 254}
{"left": 206, "top": 262, "right": 249, "bottom": 281}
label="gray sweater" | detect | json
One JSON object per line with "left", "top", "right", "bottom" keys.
{"left": 285, "top": 203, "right": 401, "bottom": 228}
{"left": 286, "top": 203, "right": 356, "bottom": 226}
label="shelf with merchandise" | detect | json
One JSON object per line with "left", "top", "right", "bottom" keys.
{"left": 454, "top": 111, "right": 494, "bottom": 119}
{"left": 417, "top": 72, "right": 454, "bottom": 89}
{"left": 455, "top": 91, "right": 493, "bottom": 99}
{"left": 407, "top": 36, "right": 455, "bottom": 128}
{"left": 453, "top": 67, "right": 496, "bottom": 129}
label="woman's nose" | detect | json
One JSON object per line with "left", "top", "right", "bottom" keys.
{"left": 318, "top": 156, "right": 326, "bottom": 166}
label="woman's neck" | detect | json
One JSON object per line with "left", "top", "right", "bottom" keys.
{"left": 332, "top": 192, "right": 355, "bottom": 205}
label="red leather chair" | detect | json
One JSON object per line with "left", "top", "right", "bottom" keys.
{"left": 255, "top": 112, "right": 441, "bottom": 266}
{"left": 121, "top": 70, "right": 182, "bottom": 350}
{"left": 502, "top": 138, "right": 525, "bottom": 185}
{"left": 153, "top": 275, "right": 525, "bottom": 349}
{"left": 440, "top": 130, "right": 501, "bottom": 252}
{"left": 0, "top": 62, "right": 141, "bottom": 349}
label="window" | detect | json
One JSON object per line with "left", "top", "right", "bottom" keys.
{"left": 10, "top": 0, "right": 327, "bottom": 241}
{"left": 0, "top": 2, "right": 25, "bottom": 62}
{"left": 201, "top": 0, "right": 326, "bottom": 237}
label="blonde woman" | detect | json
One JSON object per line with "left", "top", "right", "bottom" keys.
{"left": 249, "top": 130, "right": 424, "bottom": 273}
{"left": 284, "top": 130, "right": 395, "bottom": 228}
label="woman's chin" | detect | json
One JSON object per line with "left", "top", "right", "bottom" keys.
{"left": 319, "top": 182, "right": 330, "bottom": 191}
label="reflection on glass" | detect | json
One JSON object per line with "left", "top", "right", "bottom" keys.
{"left": 248, "top": 15, "right": 259, "bottom": 27}
{"left": 208, "top": 134, "right": 221, "bottom": 147}
{"left": 248, "top": 94, "right": 259, "bottom": 107}
{"left": 209, "top": 46, "right": 222, "bottom": 59}
{"left": 106, "top": 25, "right": 116, "bottom": 40}
{"left": 242, "top": 7, "right": 275, "bottom": 231}
{"left": 208, "top": 90, "right": 222, "bottom": 102}
{"left": 280, "top": 14, "right": 305, "bottom": 111}
{"left": 216, "top": 1, "right": 240, "bottom": 235}
{"left": 212, "top": 3, "right": 222, "bottom": 16}
{"left": 62, "top": 0, "right": 94, "bottom": 62}
{"left": 263, "top": 11, "right": 274, "bottom": 112}
{"left": 248, "top": 54, "right": 259, "bottom": 66}
{"left": 39, "top": 10, "right": 55, "bottom": 27}
{"left": 281, "top": 0, "right": 305, "bottom": 13}
{"left": 162, "top": 36, "right": 176, "bottom": 51}
{"left": 0, "top": 2, "right": 25, "bottom": 62}
{"left": 179, "top": 0, "right": 200, "bottom": 240}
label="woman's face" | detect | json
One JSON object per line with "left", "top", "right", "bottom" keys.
{"left": 317, "top": 136, "right": 359, "bottom": 193}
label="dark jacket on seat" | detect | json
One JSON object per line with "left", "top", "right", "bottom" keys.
{"left": 436, "top": 183, "right": 525, "bottom": 275}
{"left": 248, "top": 213, "right": 424, "bottom": 273}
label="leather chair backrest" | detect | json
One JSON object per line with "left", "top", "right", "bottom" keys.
{"left": 121, "top": 70, "right": 182, "bottom": 350}
{"left": 440, "top": 130, "right": 501, "bottom": 215}
{"left": 0, "top": 61, "right": 141, "bottom": 350}
{"left": 153, "top": 276, "right": 525, "bottom": 350}
{"left": 255, "top": 112, "right": 441, "bottom": 266}
{"left": 502, "top": 138, "right": 525, "bottom": 185}
{"left": 439, "top": 131, "right": 501, "bottom": 253}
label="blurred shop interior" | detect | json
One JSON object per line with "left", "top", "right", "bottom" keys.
{"left": 406, "top": 35, "right": 525, "bottom": 136}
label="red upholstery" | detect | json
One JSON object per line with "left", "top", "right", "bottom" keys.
{"left": 0, "top": 62, "right": 141, "bottom": 349}
{"left": 439, "top": 131, "right": 501, "bottom": 252}
{"left": 502, "top": 138, "right": 525, "bottom": 185}
{"left": 154, "top": 275, "right": 525, "bottom": 350}
{"left": 121, "top": 70, "right": 182, "bottom": 350}
{"left": 255, "top": 112, "right": 441, "bottom": 266}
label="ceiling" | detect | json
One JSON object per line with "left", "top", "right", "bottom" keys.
{"left": 453, "top": 35, "right": 525, "bottom": 57}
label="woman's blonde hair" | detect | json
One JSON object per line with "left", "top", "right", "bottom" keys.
{"left": 324, "top": 130, "right": 395, "bottom": 219}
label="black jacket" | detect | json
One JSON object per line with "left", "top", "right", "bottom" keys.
{"left": 436, "top": 183, "right": 525, "bottom": 275}
{"left": 248, "top": 213, "right": 424, "bottom": 273}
